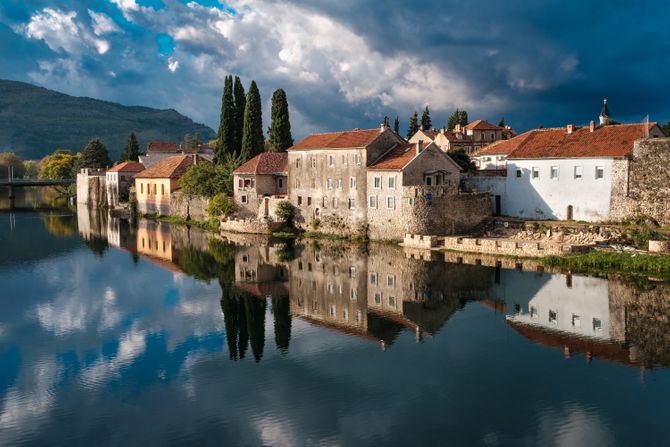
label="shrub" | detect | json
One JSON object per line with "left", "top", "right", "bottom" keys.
{"left": 208, "top": 193, "right": 237, "bottom": 218}
{"left": 310, "top": 217, "right": 321, "bottom": 229}
{"left": 179, "top": 162, "right": 230, "bottom": 198}
{"left": 275, "top": 201, "right": 295, "bottom": 224}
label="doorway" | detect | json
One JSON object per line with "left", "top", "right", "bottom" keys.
{"left": 567, "top": 205, "right": 573, "bottom": 220}
{"left": 495, "top": 195, "right": 501, "bottom": 216}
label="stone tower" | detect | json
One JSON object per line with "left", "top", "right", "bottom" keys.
{"left": 599, "top": 98, "right": 611, "bottom": 125}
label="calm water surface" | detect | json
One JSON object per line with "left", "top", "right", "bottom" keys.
{"left": 2, "top": 208, "right": 670, "bottom": 446}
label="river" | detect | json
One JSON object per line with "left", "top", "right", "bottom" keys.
{"left": 1, "top": 206, "right": 670, "bottom": 446}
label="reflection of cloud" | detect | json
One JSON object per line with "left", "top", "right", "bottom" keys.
{"left": 533, "top": 403, "right": 615, "bottom": 446}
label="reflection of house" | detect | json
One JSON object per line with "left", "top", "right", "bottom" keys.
{"left": 106, "top": 161, "right": 144, "bottom": 207}
{"left": 134, "top": 220, "right": 184, "bottom": 273}
{"left": 234, "top": 244, "right": 289, "bottom": 298}
{"left": 232, "top": 152, "right": 288, "bottom": 219}
{"left": 134, "top": 155, "right": 210, "bottom": 216}
{"left": 468, "top": 118, "right": 665, "bottom": 221}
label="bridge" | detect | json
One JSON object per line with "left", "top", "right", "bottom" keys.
{"left": 0, "top": 179, "right": 74, "bottom": 209}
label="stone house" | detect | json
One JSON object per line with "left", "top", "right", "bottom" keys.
{"left": 134, "top": 154, "right": 210, "bottom": 216}
{"left": 410, "top": 120, "right": 514, "bottom": 155}
{"left": 470, "top": 132, "right": 533, "bottom": 171}
{"left": 467, "top": 121, "right": 666, "bottom": 221}
{"left": 76, "top": 168, "right": 106, "bottom": 207}
{"left": 410, "top": 128, "right": 473, "bottom": 153}
{"left": 105, "top": 161, "right": 144, "bottom": 207}
{"left": 139, "top": 141, "right": 215, "bottom": 168}
{"left": 232, "top": 152, "right": 288, "bottom": 219}
{"left": 287, "top": 125, "right": 405, "bottom": 233}
{"left": 366, "top": 141, "right": 470, "bottom": 240}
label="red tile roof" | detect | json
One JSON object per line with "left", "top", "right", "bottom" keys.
{"left": 471, "top": 131, "right": 534, "bottom": 156}
{"left": 464, "top": 119, "right": 501, "bottom": 131}
{"left": 368, "top": 142, "right": 430, "bottom": 170}
{"left": 233, "top": 152, "right": 288, "bottom": 175}
{"left": 147, "top": 141, "right": 178, "bottom": 153}
{"left": 289, "top": 128, "right": 385, "bottom": 151}
{"left": 108, "top": 161, "right": 145, "bottom": 173}
{"left": 135, "top": 155, "right": 209, "bottom": 179}
{"left": 507, "top": 123, "right": 657, "bottom": 159}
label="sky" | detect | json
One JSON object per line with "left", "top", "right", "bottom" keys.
{"left": 1, "top": 0, "right": 669, "bottom": 139}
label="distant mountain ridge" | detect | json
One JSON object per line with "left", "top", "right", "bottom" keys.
{"left": 0, "top": 79, "right": 216, "bottom": 160}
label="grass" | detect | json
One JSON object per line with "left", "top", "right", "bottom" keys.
{"left": 271, "top": 229, "right": 367, "bottom": 243}
{"left": 152, "top": 215, "right": 219, "bottom": 232}
{"left": 544, "top": 251, "right": 670, "bottom": 276}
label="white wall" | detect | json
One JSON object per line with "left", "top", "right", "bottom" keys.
{"left": 504, "top": 158, "right": 616, "bottom": 221}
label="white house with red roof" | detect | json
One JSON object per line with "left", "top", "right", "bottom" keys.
{"left": 469, "top": 121, "right": 665, "bottom": 221}
{"left": 232, "top": 152, "right": 288, "bottom": 218}
{"left": 106, "top": 161, "right": 145, "bottom": 207}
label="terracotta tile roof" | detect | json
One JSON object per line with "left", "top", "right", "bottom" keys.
{"left": 464, "top": 119, "right": 501, "bottom": 131}
{"left": 415, "top": 129, "right": 439, "bottom": 140}
{"left": 471, "top": 131, "right": 534, "bottom": 156}
{"left": 368, "top": 142, "right": 430, "bottom": 170}
{"left": 507, "top": 123, "right": 657, "bottom": 159}
{"left": 135, "top": 155, "right": 209, "bottom": 179}
{"left": 107, "top": 161, "right": 145, "bottom": 173}
{"left": 442, "top": 130, "right": 473, "bottom": 143}
{"left": 233, "top": 152, "right": 288, "bottom": 175}
{"left": 289, "top": 128, "right": 384, "bottom": 151}
{"left": 147, "top": 141, "right": 178, "bottom": 153}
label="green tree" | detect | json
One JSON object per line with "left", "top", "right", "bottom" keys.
{"left": 23, "top": 160, "right": 39, "bottom": 178}
{"left": 119, "top": 132, "right": 141, "bottom": 162}
{"left": 233, "top": 76, "right": 246, "bottom": 153}
{"left": 393, "top": 115, "right": 400, "bottom": 133}
{"left": 447, "top": 148, "right": 475, "bottom": 172}
{"left": 241, "top": 81, "right": 264, "bottom": 159}
{"left": 447, "top": 108, "right": 468, "bottom": 130}
{"left": 498, "top": 117, "right": 506, "bottom": 128}
{"left": 383, "top": 115, "right": 390, "bottom": 127}
{"left": 267, "top": 88, "right": 293, "bottom": 152}
{"left": 39, "top": 150, "right": 78, "bottom": 179}
{"left": 208, "top": 192, "right": 237, "bottom": 218}
{"left": 459, "top": 109, "right": 468, "bottom": 127}
{"left": 407, "top": 111, "right": 419, "bottom": 139}
{"left": 275, "top": 201, "right": 295, "bottom": 225}
{"left": 78, "top": 138, "right": 112, "bottom": 170}
{"left": 216, "top": 75, "right": 236, "bottom": 162}
{"left": 421, "top": 106, "right": 432, "bottom": 130}
{"left": 0, "top": 152, "right": 26, "bottom": 179}
{"left": 662, "top": 122, "right": 670, "bottom": 136}
{"left": 179, "top": 162, "right": 229, "bottom": 198}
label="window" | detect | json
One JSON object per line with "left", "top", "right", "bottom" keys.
{"left": 572, "top": 314, "right": 581, "bottom": 328}
{"left": 574, "top": 166, "right": 583, "bottom": 179}
{"left": 387, "top": 196, "right": 395, "bottom": 209}
{"left": 278, "top": 178, "right": 284, "bottom": 188}
{"left": 435, "top": 175, "right": 443, "bottom": 186}
{"left": 355, "top": 154, "right": 361, "bottom": 165}
{"left": 550, "top": 166, "right": 559, "bottom": 180}
{"left": 327, "top": 178, "right": 333, "bottom": 190}
{"left": 593, "top": 318, "right": 602, "bottom": 331}
{"left": 425, "top": 176, "right": 432, "bottom": 186}
{"left": 307, "top": 197, "right": 312, "bottom": 206}
{"left": 153, "top": 184, "right": 157, "bottom": 195}
{"left": 532, "top": 167, "right": 539, "bottom": 179}
{"left": 297, "top": 196, "right": 303, "bottom": 206}
{"left": 388, "top": 296, "right": 396, "bottom": 308}
{"left": 369, "top": 196, "right": 377, "bottom": 208}
{"left": 374, "top": 292, "right": 382, "bottom": 305}
{"left": 336, "top": 179, "right": 343, "bottom": 189}
{"left": 244, "top": 178, "right": 253, "bottom": 187}
{"left": 351, "top": 288, "right": 358, "bottom": 301}
{"left": 348, "top": 198, "right": 356, "bottom": 209}
{"left": 370, "top": 272, "right": 377, "bottom": 285}
{"left": 332, "top": 197, "right": 338, "bottom": 208}
{"left": 387, "top": 275, "right": 396, "bottom": 287}
{"left": 350, "top": 177, "right": 357, "bottom": 189}
{"left": 388, "top": 176, "right": 396, "bottom": 189}
{"left": 161, "top": 184, "right": 165, "bottom": 196}
{"left": 549, "top": 310, "right": 557, "bottom": 324}
{"left": 295, "top": 158, "right": 301, "bottom": 168}
{"left": 328, "top": 155, "right": 335, "bottom": 167}
{"left": 241, "top": 195, "right": 247, "bottom": 204}
{"left": 374, "top": 176, "right": 381, "bottom": 188}
{"left": 595, "top": 166, "right": 604, "bottom": 179}
{"left": 408, "top": 197, "right": 415, "bottom": 205}
{"left": 530, "top": 306, "right": 538, "bottom": 319}
{"left": 322, "top": 196, "right": 328, "bottom": 208}
{"left": 310, "top": 157, "right": 316, "bottom": 168}
{"left": 238, "top": 179, "right": 243, "bottom": 188}
{"left": 140, "top": 183, "right": 144, "bottom": 194}
{"left": 349, "top": 266, "right": 357, "bottom": 278}
{"left": 516, "top": 168, "right": 522, "bottom": 178}
{"left": 342, "top": 155, "right": 347, "bottom": 165}
{"left": 294, "top": 178, "right": 301, "bottom": 188}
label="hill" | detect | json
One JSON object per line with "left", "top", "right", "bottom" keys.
{"left": 0, "top": 79, "right": 216, "bottom": 160}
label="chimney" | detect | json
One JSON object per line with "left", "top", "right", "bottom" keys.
{"left": 589, "top": 120, "right": 595, "bottom": 132}
{"left": 415, "top": 140, "right": 423, "bottom": 155}
{"left": 380, "top": 122, "right": 387, "bottom": 132}
{"left": 192, "top": 154, "right": 197, "bottom": 165}
{"left": 566, "top": 123, "right": 575, "bottom": 134}
{"left": 440, "top": 128, "right": 445, "bottom": 135}
{"left": 419, "top": 125, "right": 424, "bottom": 131}
{"left": 454, "top": 123, "right": 461, "bottom": 132}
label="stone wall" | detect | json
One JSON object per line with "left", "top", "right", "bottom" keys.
{"left": 442, "top": 236, "right": 592, "bottom": 256}
{"left": 610, "top": 138, "right": 670, "bottom": 224}
{"left": 220, "top": 218, "right": 284, "bottom": 234}
{"left": 170, "top": 192, "right": 210, "bottom": 221}
{"left": 76, "top": 169, "right": 107, "bottom": 208}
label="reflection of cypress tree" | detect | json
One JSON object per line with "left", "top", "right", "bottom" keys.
{"left": 221, "top": 294, "right": 240, "bottom": 360}
{"left": 244, "top": 296, "right": 266, "bottom": 363}
{"left": 272, "top": 297, "right": 291, "bottom": 353}
{"left": 238, "top": 296, "right": 249, "bottom": 360}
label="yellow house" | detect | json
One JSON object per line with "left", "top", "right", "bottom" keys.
{"left": 134, "top": 154, "right": 209, "bottom": 216}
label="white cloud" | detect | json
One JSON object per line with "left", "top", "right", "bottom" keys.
{"left": 168, "top": 57, "right": 180, "bottom": 72}
{"left": 89, "top": 10, "right": 121, "bottom": 36}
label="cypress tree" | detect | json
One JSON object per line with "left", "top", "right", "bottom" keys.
{"left": 241, "top": 81, "right": 264, "bottom": 159}
{"left": 498, "top": 117, "right": 506, "bottom": 128}
{"left": 267, "top": 88, "right": 293, "bottom": 152}
{"left": 79, "top": 138, "right": 112, "bottom": 169}
{"left": 119, "top": 132, "right": 140, "bottom": 162}
{"left": 382, "top": 115, "right": 390, "bottom": 127}
{"left": 421, "top": 106, "right": 432, "bottom": 130}
{"left": 407, "top": 111, "right": 419, "bottom": 139}
{"left": 272, "top": 297, "right": 291, "bottom": 353}
{"left": 459, "top": 110, "right": 469, "bottom": 127}
{"left": 215, "top": 75, "right": 236, "bottom": 163}
{"left": 393, "top": 115, "right": 400, "bottom": 133}
{"left": 233, "top": 76, "right": 246, "bottom": 153}
{"left": 447, "top": 109, "right": 463, "bottom": 130}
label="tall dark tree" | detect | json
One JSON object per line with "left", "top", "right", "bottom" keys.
{"left": 233, "top": 76, "right": 246, "bottom": 153}
{"left": 267, "top": 88, "right": 293, "bottom": 152}
{"left": 447, "top": 109, "right": 460, "bottom": 130}
{"left": 245, "top": 295, "right": 267, "bottom": 363}
{"left": 421, "top": 106, "right": 432, "bottom": 130}
{"left": 241, "top": 81, "right": 264, "bottom": 159}
{"left": 382, "top": 115, "right": 390, "bottom": 127}
{"left": 215, "top": 75, "right": 236, "bottom": 163}
{"left": 119, "top": 132, "right": 140, "bottom": 162}
{"left": 498, "top": 117, "right": 506, "bottom": 128}
{"left": 662, "top": 122, "right": 670, "bottom": 137}
{"left": 272, "top": 297, "right": 292, "bottom": 353}
{"left": 458, "top": 110, "right": 469, "bottom": 127}
{"left": 393, "top": 115, "right": 400, "bottom": 133}
{"left": 407, "top": 111, "right": 419, "bottom": 139}
{"left": 447, "top": 148, "right": 475, "bottom": 172}
{"left": 79, "top": 138, "right": 112, "bottom": 169}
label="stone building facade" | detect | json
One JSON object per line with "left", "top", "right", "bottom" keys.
{"left": 76, "top": 168, "right": 106, "bottom": 208}
{"left": 232, "top": 152, "right": 288, "bottom": 219}
{"left": 105, "top": 161, "right": 144, "bottom": 207}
